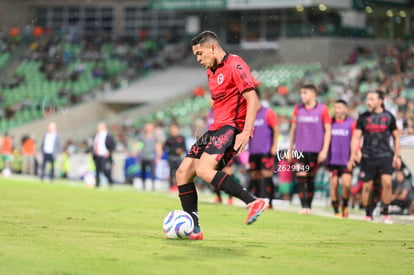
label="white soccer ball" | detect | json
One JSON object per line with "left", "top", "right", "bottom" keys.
{"left": 2, "top": 168, "right": 11, "bottom": 178}
{"left": 163, "top": 210, "right": 194, "bottom": 239}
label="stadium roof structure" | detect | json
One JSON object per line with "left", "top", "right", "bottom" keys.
{"left": 103, "top": 65, "right": 205, "bottom": 104}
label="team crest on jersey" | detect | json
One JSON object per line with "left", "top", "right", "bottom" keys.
{"left": 217, "top": 73, "right": 224, "bottom": 85}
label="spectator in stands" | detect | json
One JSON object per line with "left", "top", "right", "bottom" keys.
{"left": 40, "top": 122, "right": 61, "bottom": 181}
{"left": 138, "top": 122, "right": 163, "bottom": 191}
{"left": 21, "top": 134, "right": 36, "bottom": 175}
{"left": 92, "top": 122, "right": 116, "bottom": 188}
{"left": 4, "top": 105, "right": 15, "bottom": 119}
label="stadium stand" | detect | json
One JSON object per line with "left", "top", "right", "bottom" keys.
{"left": 0, "top": 33, "right": 189, "bottom": 133}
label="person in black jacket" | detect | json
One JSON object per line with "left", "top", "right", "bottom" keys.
{"left": 92, "top": 122, "right": 116, "bottom": 187}
{"left": 164, "top": 123, "right": 187, "bottom": 191}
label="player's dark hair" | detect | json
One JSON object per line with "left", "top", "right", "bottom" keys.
{"left": 191, "top": 31, "right": 220, "bottom": 46}
{"left": 255, "top": 88, "right": 261, "bottom": 98}
{"left": 375, "top": 89, "right": 385, "bottom": 100}
{"left": 335, "top": 99, "right": 348, "bottom": 106}
{"left": 301, "top": 83, "right": 318, "bottom": 93}
{"left": 368, "top": 89, "right": 386, "bottom": 109}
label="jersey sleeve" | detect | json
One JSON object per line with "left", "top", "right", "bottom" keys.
{"left": 321, "top": 105, "right": 332, "bottom": 124}
{"left": 351, "top": 120, "right": 357, "bottom": 136}
{"left": 265, "top": 109, "right": 279, "bottom": 127}
{"left": 291, "top": 105, "right": 298, "bottom": 124}
{"left": 231, "top": 58, "right": 255, "bottom": 94}
{"left": 356, "top": 115, "right": 364, "bottom": 131}
{"left": 389, "top": 112, "right": 397, "bottom": 131}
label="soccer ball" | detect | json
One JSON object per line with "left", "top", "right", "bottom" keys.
{"left": 163, "top": 210, "right": 194, "bottom": 239}
{"left": 2, "top": 168, "right": 11, "bottom": 178}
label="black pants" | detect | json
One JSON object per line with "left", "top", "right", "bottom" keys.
{"left": 141, "top": 159, "right": 155, "bottom": 190}
{"left": 391, "top": 199, "right": 411, "bottom": 210}
{"left": 41, "top": 153, "right": 55, "bottom": 181}
{"left": 168, "top": 156, "right": 182, "bottom": 188}
{"left": 94, "top": 155, "right": 113, "bottom": 187}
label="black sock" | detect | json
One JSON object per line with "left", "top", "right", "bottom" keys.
{"left": 178, "top": 183, "right": 199, "bottom": 228}
{"left": 342, "top": 197, "right": 349, "bottom": 208}
{"left": 306, "top": 176, "right": 315, "bottom": 209}
{"left": 365, "top": 203, "right": 374, "bottom": 217}
{"left": 215, "top": 188, "right": 222, "bottom": 202}
{"left": 332, "top": 200, "right": 339, "bottom": 214}
{"left": 264, "top": 177, "right": 274, "bottom": 206}
{"left": 248, "top": 179, "right": 261, "bottom": 197}
{"left": 296, "top": 175, "right": 307, "bottom": 208}
{"left": 212, "top": 171, "right": 255, "bottom": 204}
{"left": 382, "top": 204, "right": 389, "bottom": 215}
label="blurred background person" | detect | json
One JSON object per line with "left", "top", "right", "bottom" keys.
{"left": 21, "top": 134, "right": 36, "bottom": 175}
{"left": 276, "top": 150, "right": 295, "bottom": 201}
{"left": 348, "top": 90, "right": 401, "bottom": 224}
{"left": 40, "top": 122, "right": 61, "bottom": 181}
{"left": 164, "top": 123, "right": 186, "bottom": 192}
{"left": 390, "top": 169, "right": 414, "bottom": 215}
{"left": 138, "top": 122, "right": 162, "bottom": 191}
{"left": 1, "top": 132, "right": 13, "bottom": 176}
{"left": 247, "top": 99, "right": 279, "bottom": 209}
{"left": 92, "top": 122, "right": 116, "bottom": 188}
{"left": 289, "top": 83, "right": 331, "bottom": 214}
{"left": 326, "top": 100, "right": 355, "bottom": 218}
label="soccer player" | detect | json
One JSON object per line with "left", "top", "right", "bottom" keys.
{"left": 175, "top": 30, "right": 267, "bottom": 240}
{"left": 326, "top": 100, "right": 355, "bottom": 218}
{"left": 248, "top": 102, "right": 279, "bottom": 208}
{"left": 348, "top": 89, "right": 401, "bottom": 223}
{"left": 289, "top": 83, "right": 332, "bottom": 214}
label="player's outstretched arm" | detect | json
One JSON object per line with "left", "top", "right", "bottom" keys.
{"left": 234, "top": 89, "right": 260, "bottom": 154}
{"left": 318, "top": 122, "right": 331, "bottom": 164}
{"left": 347, "top": 129, "right": 362, "bottom": 170}
{"left": 392, "top": 129, "right": 401, "bottom": 169}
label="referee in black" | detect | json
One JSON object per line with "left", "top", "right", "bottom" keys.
{"left": 348, "top": 89, "right": 401, "bottom": 224}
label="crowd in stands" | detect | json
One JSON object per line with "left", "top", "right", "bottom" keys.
{"left": 258, "top": 42, "right": 414, "bottom": 136}
{"left": 0, "top": 29, "right": 189, "bottom": 131}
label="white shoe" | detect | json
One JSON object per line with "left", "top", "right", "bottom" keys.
{"left": 382, "top": 215, "right": 393, "bottom": 224}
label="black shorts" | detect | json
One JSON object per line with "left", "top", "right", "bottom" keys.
{"left": 326, "top": 165, "right": 352, "bottom": 177}
{"left": 293, "top": 152, "right": 319, "bottom": 174}
{"left": 359, "top": 157, "right": 393, "bottom": 182}
{"left": 187, "top": 125, "right": 239, "bottom": 171}
{"left": 249, "top": 153, "right": 274, "bottom": 171}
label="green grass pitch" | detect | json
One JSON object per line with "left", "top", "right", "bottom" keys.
{"left": 1, "top": 177, "right": 413, "bottom": 275}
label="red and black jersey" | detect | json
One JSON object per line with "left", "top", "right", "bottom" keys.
{"left": 356, "top": 110, "right": 397, "bottom": 159}
{"left": 207, "top": 53, "right": 255, "bottom": 131}
{"left": 164, "top": 135, "right": 186, "bottom": 157}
